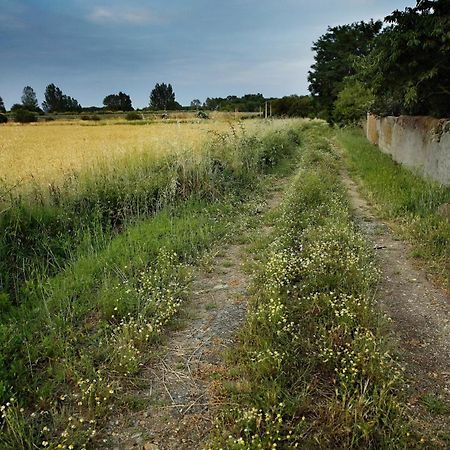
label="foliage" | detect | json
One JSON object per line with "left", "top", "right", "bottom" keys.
{"left": 13, "top": 109, "right": 37, "bottom": 123}
{"left": 42, "top": 83, "right": 82, "bottom": 113}
{"left": 149, "top": 82, "right": 179, "bottom": 110}
{"left": 80, "top": 114, "right": 101, "bottom": 121}
{"left": 356, "top": 0, "right": 450, "bottom": 117}
{"left": 21, "top": 86, "right": 39, "bottom": 112}
{"left": 0, "top": 97, "right": 5, "bottom": 113}
{"left": 0, "top": 114, "right": 7, "bottom": 124}
{"left": 0, "top": 120, "right": 302, "bottom": 448}
{"left": 333, "top": 79, "right": 374, "bottom": 125}
{"left": 10, "top": 103, "right": 24, "bottom": 112}
{"left": 204, "top": 93, "right": 265, "bottom": 112}
{"left": 212, "top": 122, "right": 413, "bottom": 449}
{"left": 125, "top": 111, "right": 142, "bottom": 120}
{"left": 308, "top": 21, "right": 382, "bottom": 122}
{"left": 190, "top": 99, "right": 202, "bottom": 109}
{"left": 338, "top": 128, "right": 450, "bottom": 289}
{"left": 103, "top": 92, "right": 133, "bottom": 111}
{"left": 197, "top": 110, "right": 209, "bottom": 119}
{"left": 271, "top": 95, "right": 316, "bottom": 117}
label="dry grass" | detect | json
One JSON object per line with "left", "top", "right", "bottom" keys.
{"left": 0, "top": 118, "right": 259, "bottom": 186}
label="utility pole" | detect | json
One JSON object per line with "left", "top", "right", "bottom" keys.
{"left": 265, "top": 101, "right": 268, "bottom": 119}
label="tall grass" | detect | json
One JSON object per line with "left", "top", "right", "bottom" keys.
{"left": 0, "top": 121, "right": 301, "bottom": 303}
{"left": 210, "top": 122, "right": 415, "bottom": 449}
{"left": 337, "top": 128, "right": 450, "bottom": 289}
{"left": 0, "top": 120, "right": 304, "bottom": 449}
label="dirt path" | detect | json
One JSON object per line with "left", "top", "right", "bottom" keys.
{"left": 102, "top": 182, "right": 285, "bottom": 450}
{"left": 341, "top": 171, "right": 450, "bottom": 443}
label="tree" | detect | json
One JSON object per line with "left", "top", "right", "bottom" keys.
{"left": 0, "top": 97, "right": 5, "bottom": 113}
{"left": 333, "top": 79, "right": 374, "bottom": 125}
{"left": 272, "top": 95, "right": 316, "bottom": 117}
{"left": 14, "top": 109, "right": 37, "bottom": 123}
{"left": 308, "top": 20, "right": 382, "bottom": 121}
{"left": 357, "top": 0, "right": 450, "bottom": 117}
{"left": 21, "top": 86, "right": 39, "bottom": 111}
{"left": 149, "top": 83, "right": 177, "bottom": 110}
{"left": 103, "top": 92, "right": 133, "bottom": 111}
{"left": 190, "top": 99, "right": 202, "bottom": 109}
{"left": 42, "top": 83, "right": 81, "bottom": 113}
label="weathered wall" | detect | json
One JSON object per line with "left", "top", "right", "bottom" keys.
{"left": 366, "top": 114, "right": 450, "bottom": 185}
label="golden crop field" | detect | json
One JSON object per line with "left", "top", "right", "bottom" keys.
{"left": 0, "top": 118, "right": 258, "bottom": 186}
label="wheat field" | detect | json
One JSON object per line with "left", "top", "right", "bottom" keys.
{"left": 0, "top": 118, "right": 257, "bottom": 186}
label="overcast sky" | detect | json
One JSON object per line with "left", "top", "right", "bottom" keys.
{"left": 0, "top": 0, "right": 412, "bottom": 109}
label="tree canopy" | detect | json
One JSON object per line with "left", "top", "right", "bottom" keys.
{"left": 103, "top": 92, "right": 133, "bottom": 111}
{"left": 310, "top": 0, "right": 450, "bottom": 122}
{"left": 308, "top": 20, "right": 382, "bottom": 121}
{"left": 271, "top": 95, "right": 316, "bottom": 118}
{"left": 0, "top": 97, "right": 5, "bottom": 113}
{"left": 21, "top": 86, "right": 39, "bottom": 111}
{"left": 149, "top": 83, "right": 179, "bottom": 110}
{"left": 42, "top": 83, "right": 81, "bottom": 113}
{"left": 203, "top": 94, "right": 265, "bottom": 112}
{"left": 357, "top": 0, "right": 450, "bottom": 117}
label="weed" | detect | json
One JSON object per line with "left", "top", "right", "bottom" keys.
{"left": 337, "top": 128, "right": 450, "bottom": 289}
{"left": 210, "top": 121, "right": 415, "bottom": 449}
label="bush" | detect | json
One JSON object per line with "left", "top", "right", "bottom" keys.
{"left": 0, "top": 114, "right": 8, "bottom": 124}
{"left": 14, "top": 110, "right": 37, "bottom": 123}
{"left": 80, "top": 114, "right": 101, "bottom": 121}
{"left": 197, "top": 111, "right": 209, "bottom": 119}
{"left": 125, "top": 112, "right": 143, "bottom": 121}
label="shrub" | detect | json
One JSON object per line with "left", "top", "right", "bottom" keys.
{"left": 125, "top": 112, "right": 143, "bottom": 121}
{"left": 80, "top": 114, "right": 101, "bottom": 121}
{"left": 0, "top": 114, "right": 7, "bottom": 124}
{"left": 197, "top": 111, "right": 209, "bottom": 119}
{"left": 14, "top": 109, "right": 37, "bottom": 123}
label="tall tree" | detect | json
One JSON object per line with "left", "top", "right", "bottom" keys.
{"left": 358, "top": 0, "right": 450, "bottom": 117}
{"left": 42, "top": 83, "right": 64, "bottom": 112}
{"left": 308, "top": 20, "right": 382, "bottom": 121}
{"left": 42, "top": 84, "right": 81, "bottom": 113}
{"left": 149, "top": 83, "right": 176, "bottom": 110}
{"left": 103, "top": 92, "right": 133, "bottom": 111}
{"left": 190, "top": 99, "right": 202, "bottom": 109}
{"left": 21, "top": 86, "right": 39, "bottom": 111}
{"left": 0, "top": 97, "right": 5, "bottom": 113}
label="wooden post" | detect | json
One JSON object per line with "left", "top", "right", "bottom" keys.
{"left": 265, "top": 101, "right": 268, "bottom": 119}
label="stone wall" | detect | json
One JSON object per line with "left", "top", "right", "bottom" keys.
{"left": 366, "top": 114, "right": 450, "bottom": 185}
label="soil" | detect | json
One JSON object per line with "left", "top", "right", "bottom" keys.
{"left": 342, "top": 171, "right": 450, "bottom": 446}
{"left": 99, "top": 162, "right": 450, "bottom": 449}
{"left": 101, "top": 181, "right": 285, "bottom": 450}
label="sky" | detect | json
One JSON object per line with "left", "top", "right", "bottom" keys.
{"left": 0, "top": 0, "right": 412, "bottom": 109}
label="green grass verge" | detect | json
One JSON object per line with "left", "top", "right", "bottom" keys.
{"left": 336, "top": 128, "right": 450, "bottom": 290}
{"left": 0, "top": 121, "right": 302, "bottom": 303}
{"left": 210, "top": 122, "right": 417, "bottom": 449}
{"left": 0, "top": 121, "right": 306, "bottom": 449}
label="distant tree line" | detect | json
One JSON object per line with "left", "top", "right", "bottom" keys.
{"left": 1, "top": 81, "right": 320, "bottom": 124}
{"left": 190, "top": 93, "right": 316, "bottom": 118}
{"left": 308, "top": 0, "right": 450, "bottom": 124}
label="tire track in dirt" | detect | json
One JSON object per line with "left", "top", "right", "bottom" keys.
{"left": 342, "top": 171, "right": 450, "bottom": 445}
{"left": 101, "top": 181, "right": 286, "bottom": 450}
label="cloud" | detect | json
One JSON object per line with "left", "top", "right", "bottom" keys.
{"left": 87, "top": 6, "right": 159, "bottom": 25}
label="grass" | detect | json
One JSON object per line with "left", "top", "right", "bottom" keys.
{"left": 336, "top": 128, "right": 450, "bottom": 290}
{"left": 421, "top": 394, "right": 450, "bottom": 416}
{"left": 0, "top": 119, "right": 302, "bottom": 303}
{"left": 0, "top": 118, "right": 305, "bottom": 449}
{"left": 0, "top": 119, "right": 257, "bottom": 186}
{"left": 209, "top": 122, "right": 417, "bottom": 449}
